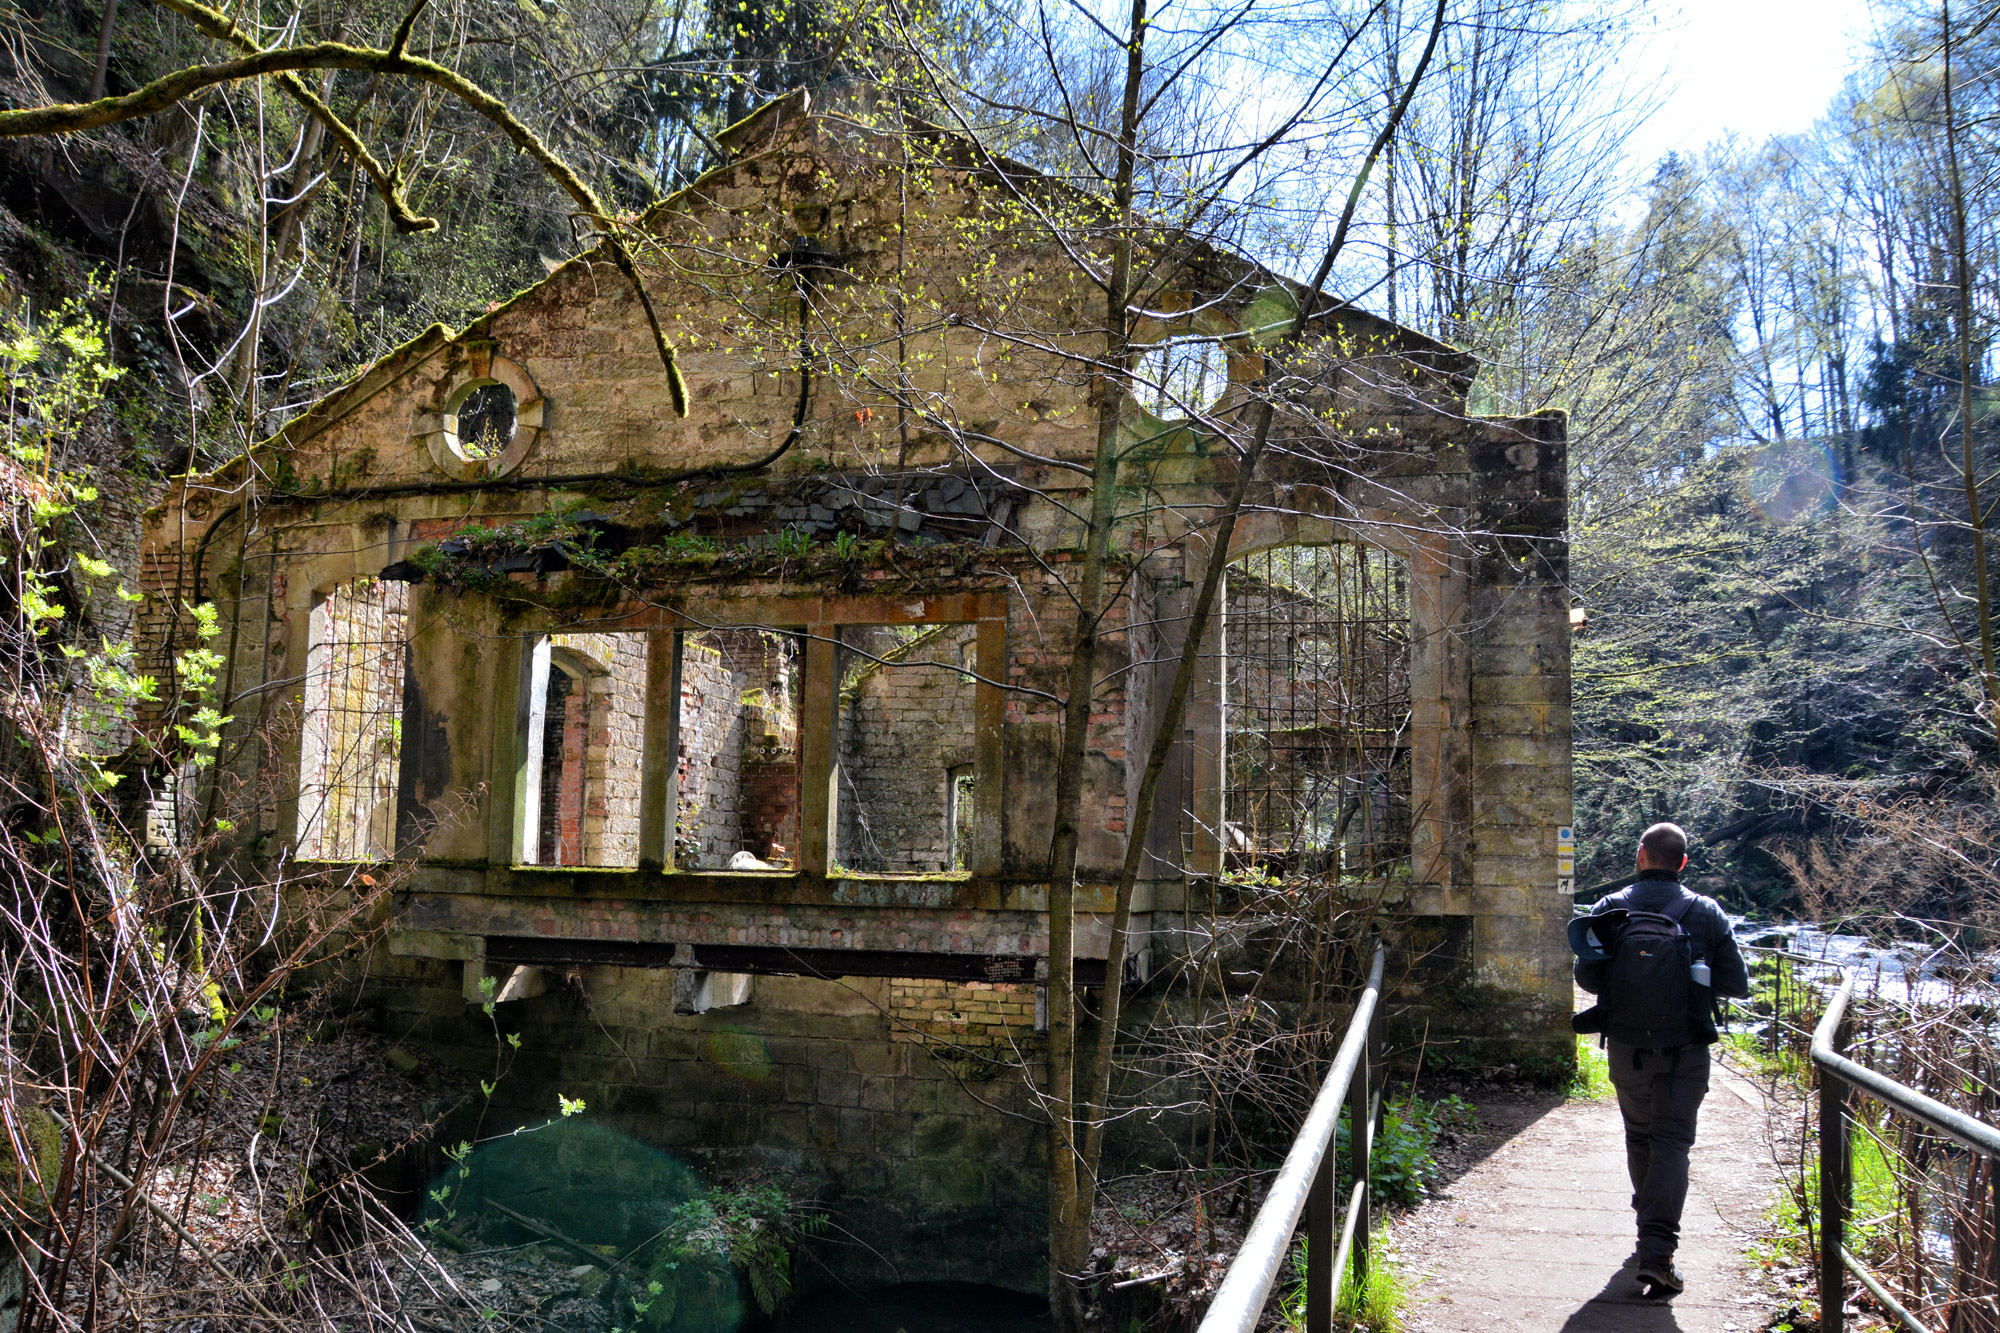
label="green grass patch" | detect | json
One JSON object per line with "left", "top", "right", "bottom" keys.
{"left": 1721, "top": 1030, "right": 1809, "bottom": 1083}
{"left": 1569, "top": 1035, "right": 1614, "bottom": 1100}
{"left": 1747, "top": 1121, "right": 1901, "bottom": 1279}
{"left": 1280, "top": 1225, "right": 1408, "bottom": 1331}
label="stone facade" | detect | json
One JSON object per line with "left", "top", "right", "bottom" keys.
{"left": 137, "top": 95, "right": 1574, "bottom": 1290}
{"left": 677, "top": 637, "right": 748, "bottom": 866}
{"left": 373, "top": 955, "right": 1047, "bottom": 1289}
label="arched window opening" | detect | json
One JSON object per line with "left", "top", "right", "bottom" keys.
{"left": 298, "top": 578, "right": 410, "bottom": 861}
{"left": 1222, "top": 544, "right": 1411, "bottom": 882}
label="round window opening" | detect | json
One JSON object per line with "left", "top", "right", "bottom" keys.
{"left": 450, "top": 382, "right": 517, "bottom": 460}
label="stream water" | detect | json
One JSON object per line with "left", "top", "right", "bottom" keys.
{"left": 1729, "top": 916, "right": 2000, "bottom": 1005}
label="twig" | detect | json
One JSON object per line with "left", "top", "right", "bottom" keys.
{"left": 82, "top": 1141, "right": 286, "bottom": 1324}
{"left": 481, "top": 1198, "right": 622, "bottom": 1273}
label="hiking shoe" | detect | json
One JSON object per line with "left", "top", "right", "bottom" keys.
{"left": 1635, "top": 1262, "right": 1685, "bottom": 1296}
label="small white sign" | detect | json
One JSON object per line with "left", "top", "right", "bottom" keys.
{"left": 1557, "top": 877, "right": 1575, "bottom": 896}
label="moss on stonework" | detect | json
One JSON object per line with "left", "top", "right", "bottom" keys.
{"left": 411, "top": 520, "right": 1041, "bottom": 609}
{"left": 2, "top": 1104, "right": 63, "bottom": 1218}
{"left": 826, "top": 867, "right": 973, "bottom": 883}
{"left": 1397, "top": 978, "right": 1575, "bottom": 1085}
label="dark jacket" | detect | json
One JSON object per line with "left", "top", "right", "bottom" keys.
{"left": 1575, "top": 871, "right": 1751, "bottom": 1004}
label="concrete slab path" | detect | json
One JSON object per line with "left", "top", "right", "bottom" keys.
{"left": 1393, "top": 1061, "right": 1783, "bottom": 1333}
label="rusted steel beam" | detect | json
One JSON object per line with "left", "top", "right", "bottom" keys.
{"left": 482, "top": 934, "right": 1111, "bottom": 986}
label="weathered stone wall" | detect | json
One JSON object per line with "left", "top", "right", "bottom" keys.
{"left": 1458, "top": 416, "right": 1574, "bottom": 1062}
{"left": 367, "top": 957, "right": 1047, "bottom": 1292}
{"left": 677, "top": 638, "right": 744, "bottom": 867}
{"left": 835, "top": 625, "right": 978, "bottom": 874}
{"left": 538, "top": 667, "right": 584, "bottom": 863}
{"left": 740, "top": 755, "right": 800, "bottom": 865}
{"left": 885, "top": 979, "right": 1038, "bottom": 1046}
{"left": 998, "top": 555, "right": 1140, "bottom": 881}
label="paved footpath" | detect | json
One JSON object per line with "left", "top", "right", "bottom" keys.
{"left": 1393, "top": 1060, "right": 1783, "bottom": 1333}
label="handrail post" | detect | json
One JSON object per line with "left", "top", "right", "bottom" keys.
{"left": 1819, "top": 1014, "right": 1849, "bottom": 1333}
{"left": 1350, "top": 987, "right": 1374, "bottom": 1298}
{"left": 1305, "top": 1135, "right": 1333, "bottom": 1333}
{"left": 1195, "top": 943, "right": 1383, "bottom": 1333}
{"left": 1776, "top": 948, "right": 1792, "bottom": 1056}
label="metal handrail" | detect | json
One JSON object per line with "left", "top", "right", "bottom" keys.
{"left": 1811, "top": 970, "right": 2000, "bottom": 1333}
{"left": 1197, "top": 942, "right": 1385, "bottom": 1333}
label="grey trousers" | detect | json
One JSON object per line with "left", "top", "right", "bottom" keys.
{"left": 1605, "top": 1040, "right": 1711, "bottom": 1266}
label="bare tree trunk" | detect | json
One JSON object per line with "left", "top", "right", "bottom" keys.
{"left": 89, "top": 0, "right": 119, "bottom": 101}
{"left": 1068, "top": 0, "right": 1449, "bottom": 1263}
{"left": 1942, "top": 0, "right": 2000, "bottom": 733}
{"left": 1042, "top": 0, "right": 1150, "bottom": 1321}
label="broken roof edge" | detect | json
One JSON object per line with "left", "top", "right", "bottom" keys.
{"left": 189, "top": 104, "right": 824, "bottom": 482}
{"left": 850, "top": 106, "right": 1474, "bottom": 384}
{"left": 200, "top": 87, "right": 1476, "bottom": 496}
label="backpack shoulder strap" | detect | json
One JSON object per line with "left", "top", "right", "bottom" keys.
{"left": 1662, "top": 891, "right": 1698, "bottom": 926}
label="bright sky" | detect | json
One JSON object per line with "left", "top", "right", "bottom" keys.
{"left": 1615, "top": 0, "right": 1877, "bottom": 181}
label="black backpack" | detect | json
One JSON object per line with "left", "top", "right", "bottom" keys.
{"left": 1597, "top": 895, "right": 1706, "bottom": 1049}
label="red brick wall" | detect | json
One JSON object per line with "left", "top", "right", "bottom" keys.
{"left": 741, "top": 756, "right": 799, "bottom": 863}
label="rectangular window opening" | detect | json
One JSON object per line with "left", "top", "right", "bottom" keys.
{"left": 298, "top": 578, "right": 410, "bottom": 861}
{"left": 676, "top": 628, "right": 803, "bottom": 870}
{"left": 1223, "top": 544, "right": 1412, "bottom": 882}
{"left": 520, "top": 630, "right": 650, "bottom": 868}
{"left": 833, "top": 623, "right": 979, "bottom": 876}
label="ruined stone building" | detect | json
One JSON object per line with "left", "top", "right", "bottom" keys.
{"left": 139, "top": 93, "right": 1573, "bottom": 1287}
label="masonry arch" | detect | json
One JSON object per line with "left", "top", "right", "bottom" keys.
{"left": 1216, "top": 535, "right": 1415, "bottom": 888}
{"left": 1129, "top": 307, "right": 1255, "bottom": 421}
{"left": 414, "top": 344, "right": 546, "bottom": 482}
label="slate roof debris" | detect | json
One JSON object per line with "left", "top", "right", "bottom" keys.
{"left": 379, "top": 471, "right": 1027, "bottom": 583}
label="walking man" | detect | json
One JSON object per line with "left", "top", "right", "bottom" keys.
{"left": 1573, "top": 822, "right": 1749, "bottom": 1297}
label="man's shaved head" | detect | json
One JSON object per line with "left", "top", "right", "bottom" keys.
{"left": 1638, "top": 822, "right": 1688, "bottom": 869}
